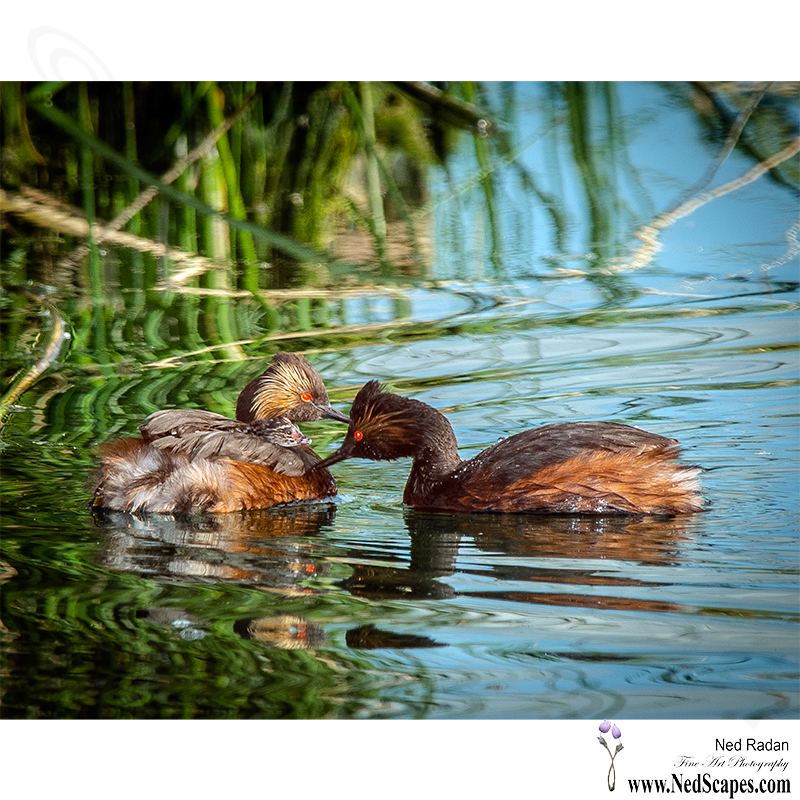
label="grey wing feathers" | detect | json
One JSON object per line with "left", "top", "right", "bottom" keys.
{"left": 139, "top": 409, "right": 312, "bottom": 477}
{"left": 140, "top": 409, "right": 235, "bottom": 440}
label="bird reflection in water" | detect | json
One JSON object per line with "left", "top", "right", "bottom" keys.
{"left": 338, "top": 510, "right": 698, "bottom": 617}
{"left": 234, "top": 614, "right": 325, "bottom": 650}
{"left": 94, "top": 503, "right": 336, "bottom": 592}
{"left": 345, "top": 625, "right": 446, "bottom": 650}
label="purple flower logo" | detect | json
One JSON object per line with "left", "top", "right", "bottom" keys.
{"left": 597, "top": 720, "right": 624, "bottom": 791}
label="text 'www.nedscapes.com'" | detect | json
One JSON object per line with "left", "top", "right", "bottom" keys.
{"left": 627, "top": 774, "right": 790, "bottom": 798}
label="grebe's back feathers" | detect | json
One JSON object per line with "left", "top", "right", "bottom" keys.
{"left": 140, "top": 409, "right": 317, "bottom": 477}
{"left": 440, "top": 421, "right": 701, "bottom": 515}
{"left": 460, "top": 420, "right": 680, "bottom": 485}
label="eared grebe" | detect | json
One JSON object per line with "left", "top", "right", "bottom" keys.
{"left": 316, "top": 381, "right": 703, "bottom": 515}
{"left": 92, "top": 352, "right": 349, "bottom": 513}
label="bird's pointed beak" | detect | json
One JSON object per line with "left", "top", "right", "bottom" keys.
{"left": 317, "top": 404, "right": 350, "bottom": 424}
{"left": 314, "top": 448, "right": 348, "bottom": 470}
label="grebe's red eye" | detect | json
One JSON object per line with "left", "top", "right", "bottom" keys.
{"left": 354, "top": 430, "right": 363, "bottom": 441}
{"left": 301, "top": 392, "right": 312, "bottom": 402}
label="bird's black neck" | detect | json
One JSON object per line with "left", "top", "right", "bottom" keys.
{"left": 401, "top": 405, "right": 462, "bottom": 500}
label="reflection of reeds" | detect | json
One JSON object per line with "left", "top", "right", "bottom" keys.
{"left": 5, "top": 81, "right": 449, "bottom": 284}
{"left": 2, "top": 83, "right": 456, "bottom": 407}
{"left": 1, "top": 187, "right": 223, "bottom": 275}
{"left": 0, "top": 286, "right": 70, "bottom": 428}
{"left": 3, "top": 81, "right": 797, "bottom": 439}
{"left": 341, "top": 83, "right": 426, "bottom": 271}
{"left": 359, "top": 82, "right": 387, "bottom": 262}
{"left": 562, "top": 82, "right": 621, "bottom": 264}
{"left": 26, "top": 90, "right": 329, "bottom": 265}
{"left": 624, "top": 136, "right": 800, "bottom": 273}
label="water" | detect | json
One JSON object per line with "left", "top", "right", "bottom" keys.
{"left": 1, "top": 82, "right": 798, "bottom": 719}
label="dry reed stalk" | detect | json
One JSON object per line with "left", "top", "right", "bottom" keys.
{"left": 621, "top": 137, "right": 800, "bottom": 272}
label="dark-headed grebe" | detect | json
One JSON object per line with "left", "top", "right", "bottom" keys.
{"left": 317, "top": 381, "right": 703, "bottom": 516}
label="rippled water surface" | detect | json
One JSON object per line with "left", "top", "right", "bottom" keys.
{"left": 2, "top": 82, "right": 798, "bottom": 719}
